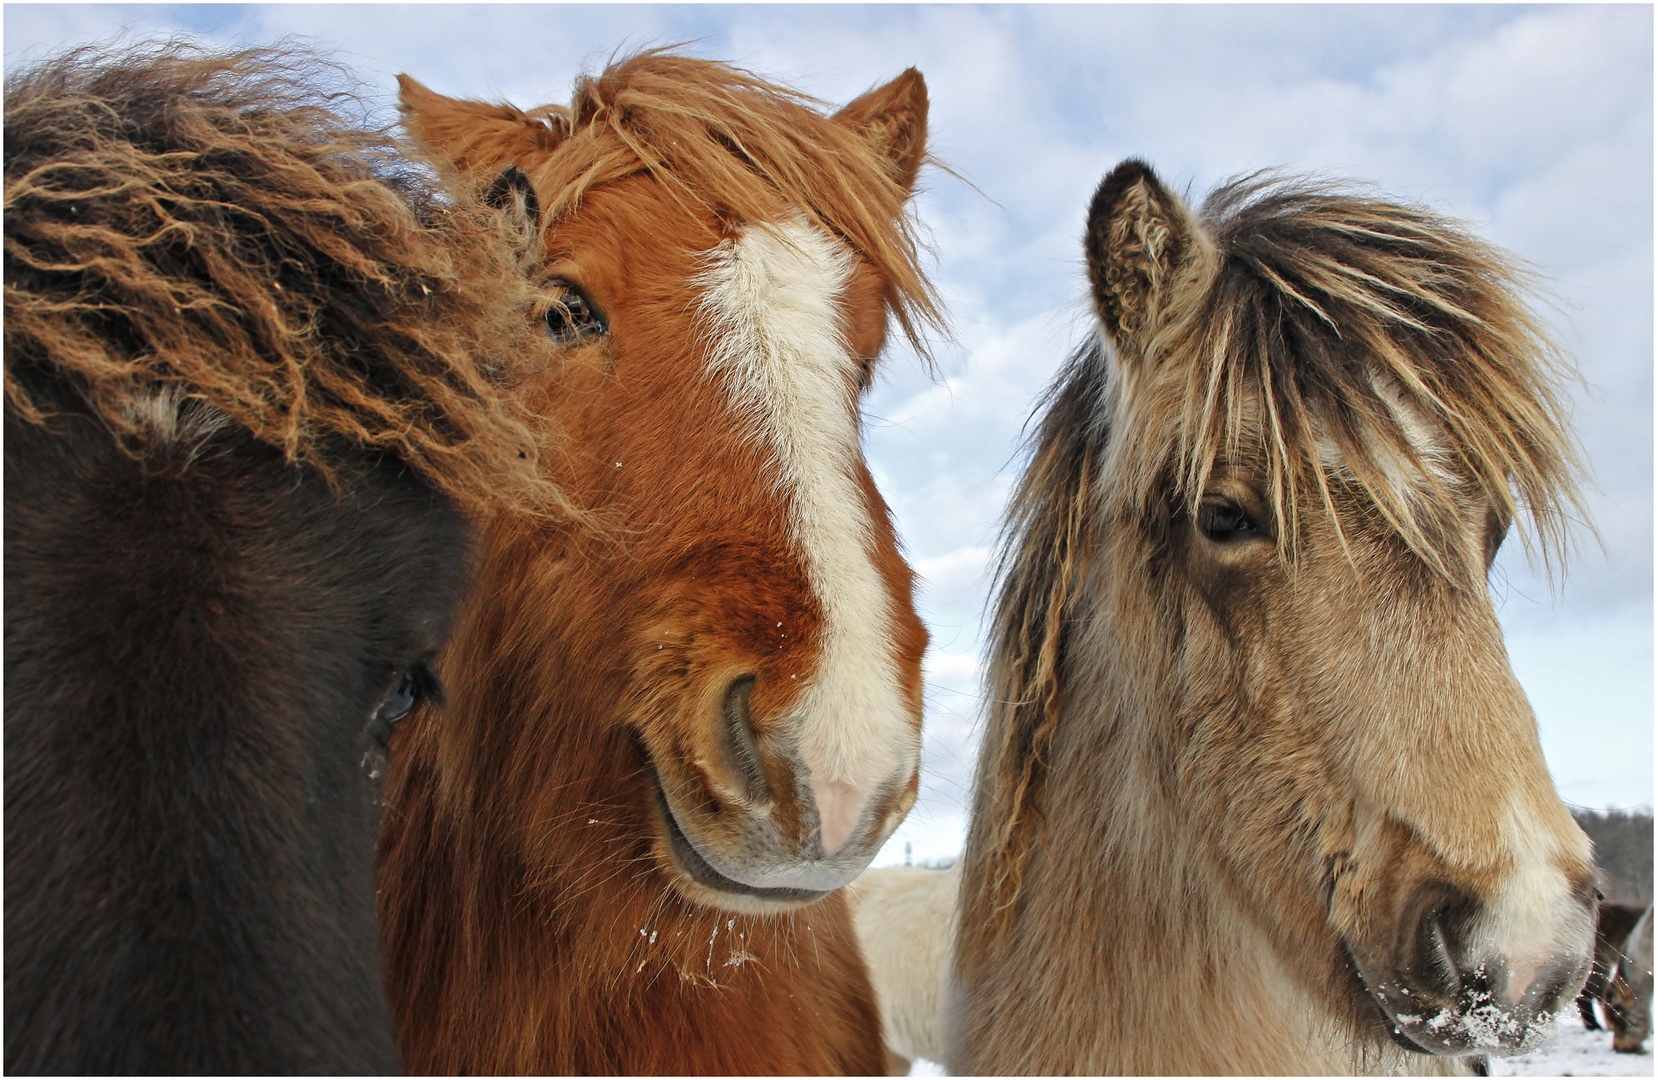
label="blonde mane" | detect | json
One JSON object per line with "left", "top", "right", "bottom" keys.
{"left": 1149, "top": 174, "right": 1585, "bottom": 581}
{"left": 5, "top": 43, "right": 563, "bottom": 514}
{"left": 507, "top": 49, "right": 943, "bottom": 353}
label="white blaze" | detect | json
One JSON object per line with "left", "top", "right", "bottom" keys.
{"left": 694, "top": 218, "right": 915, "bottom": 856}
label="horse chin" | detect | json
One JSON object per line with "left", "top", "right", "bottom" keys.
{"left": 1337, "top": 942, "right": 1429, "bottom": 1054}
{"left": 1372, "top": 997, "right": 1560, "bottom": 1059}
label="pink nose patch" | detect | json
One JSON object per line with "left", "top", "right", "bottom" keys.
{"left": 1502, "top": 954, "right": 1544, "bottom": 1006}
{"left": 812, "top": 777, "right": 865, "bottom": 857}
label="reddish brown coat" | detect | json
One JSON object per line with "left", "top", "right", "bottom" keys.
{"left": 378, "top": 53, "right": 938, "bottom": 1075}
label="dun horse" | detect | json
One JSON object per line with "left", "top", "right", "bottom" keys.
{"left": 377, "top": 52, "right": 940, "bottom": 1074}
{"left": 4, "top": 44, "right": 553, "bottom": 1072}
{"left": 951, "top": 161, "right": 1598, "bottom": 1073}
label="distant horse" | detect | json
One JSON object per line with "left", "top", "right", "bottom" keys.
{"left": 845, "top": 863, "right": 959, "bottom": 1071}
{"left": 377, "top": 51, "right": 941, "bottom": 1074}
{"left": 4, "top": 44, "right": 555, "bottom": 1072}
{"left": 950, "top": 160, "right": 1598, "bottom": 1074}
{"left": 1577, "top": 901, "right": 1646, "bottom": 1029}
{"left": 1607, "top": 906, "right": 1653, "bottom": 1053}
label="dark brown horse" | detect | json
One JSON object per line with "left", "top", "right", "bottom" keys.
{"left": 376, "top": 52, "right": 940, "bottom": 1074}
{"left": 4, "top": 43, "right": 555, "bottom": 1073}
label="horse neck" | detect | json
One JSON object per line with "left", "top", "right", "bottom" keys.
{"left": 390, "top": 516, "right": 660, "bottom": 852}
{"left": 378, "top": 519, "right": 642, "bottom": 1063}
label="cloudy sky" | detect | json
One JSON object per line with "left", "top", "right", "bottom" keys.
{"left": 8, "top": 4, "right": 1650, "bottom": 860}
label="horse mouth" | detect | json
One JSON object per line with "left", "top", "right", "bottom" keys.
{"left": 1339, "top": 939, "right": 1563, "bottom": 1058}
{"left": 1338, "top": 942, "right": 1428, "bottom": 1053}
{"left": 650, "top": 781, "right": 831, "bottom": 906}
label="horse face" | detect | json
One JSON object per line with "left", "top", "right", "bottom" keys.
{"left": 1607, "top": 976, "right": 1643, "bottom": 1051}
{"left": 398, "top": 74, "right": 930, "bottom": 912}
{"left": 529, "top": 179, "right": 926, "bottom": 909}
{"left": 4, "top": 399, "right": 469, "bottom": 1073}
{"left": 1086, "top": 160, "right": 1596, "bottom": 1058}
{"left": 1140, "top": 439, "right": 1596, "bottom": 1056}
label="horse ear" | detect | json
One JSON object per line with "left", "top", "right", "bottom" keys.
{"left": 833, "top": 68, "right": 928, "bottom": 193}
{"left": 397, "top": 74, "right": 568, "bottom": 179}
{"left": 1084, "top": 159, "right": 1203, "bottom": 353}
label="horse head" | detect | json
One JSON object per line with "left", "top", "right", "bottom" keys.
{"left": 3, "top": 43, "right": 552, "bottom": 1072}
{"left": 1078, "top": 159, "right": 1597, "bottom": 1056}
{"left": 1608, "top": 907, "right": 1653, "bottom": 1053}
{"left": 394, "top": 54, "right": 934, "bottom": 911}
{"left": 959, "top": 158, "right": 1598, "bottom": 1071}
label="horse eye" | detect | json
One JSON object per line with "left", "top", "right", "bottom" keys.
{"left": 378, "top": 669, "right": 423, "bottom": 724}
{"left": 363, "top": 665, "right": 442, "bottom": 779}
{"left": 544, "top": 285, "right": 607, "bottom": 343}
{"left": 1198, "top": 498, "right": 1262, "bottom": 542}
{"left": 856, "top": 357, "right": 875, "bottom": 393}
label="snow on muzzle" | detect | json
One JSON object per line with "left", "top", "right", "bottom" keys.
{"left": 1351, "top": 878, "right": 1597, "bottom": 1056}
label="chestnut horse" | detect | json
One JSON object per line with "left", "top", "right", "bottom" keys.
{"left": 950, "top": 161, "right": 1598, "bottom": 1073}
{"left": 378, "top": 52, "right": 940, "bottom": 1074}
{"left": 4, "top": 44, "right": 553, "bottom": 1072}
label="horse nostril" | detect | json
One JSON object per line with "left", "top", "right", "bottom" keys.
{"left": 720, "top": 676, "right": 772, "bottom": 805}
{"left": 1402, "top": 883, "right": 1480, "bottom": 1003}
{"left": 1423, "top": 913, "right": 1453, "bottom": 986}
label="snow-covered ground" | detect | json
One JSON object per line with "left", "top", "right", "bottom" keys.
{"left": 904, "top": 1009, "right": 1652, "bottom": 1076}
{"left": 1490, "top": 1010, "right": 1652, "bottom": 1077}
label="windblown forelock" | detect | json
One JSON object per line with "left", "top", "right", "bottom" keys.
{"left": 1126, "top": 173, "right": 1586, "bottom": 583}
{"left": 517, "top": 49, "right": 943, "bottom": 357}
{"left": 3, "top": 42, "right": 566, "bottom": 516}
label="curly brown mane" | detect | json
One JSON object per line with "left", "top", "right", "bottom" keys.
{"left": 4, "top": 42, "right": 564, "bottom": 513}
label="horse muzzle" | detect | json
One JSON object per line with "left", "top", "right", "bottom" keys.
{"left": 645, "top": 675, "right": 919, "bottom": 912}
{"left": 1351, "top": 880, "right": 1595, "bottom": 1057}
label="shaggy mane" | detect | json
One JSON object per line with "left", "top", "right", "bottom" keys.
{"left": 1157, "top": 174, "right": 1585, "bottom": 580}
{"left": 4, "top": 42, "right": 564, "bottom": 513}
{"left": 516, "top": 49, "right": 943, "bottom": 353}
